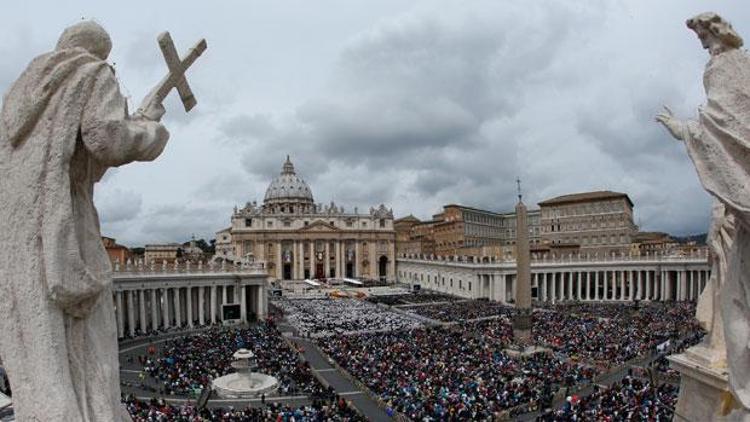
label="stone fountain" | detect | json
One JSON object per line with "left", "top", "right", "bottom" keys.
{"left": 212, "top": 349, "right": 279, "bottom": 399}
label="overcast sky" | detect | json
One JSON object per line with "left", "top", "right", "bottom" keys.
{"left": 2, "top": 1, "right": 747, "bottom": 246}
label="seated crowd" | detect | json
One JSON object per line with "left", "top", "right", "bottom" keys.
{"left": 319, "top": 320, "right": 596, "bottom": 420}
{"left": 404, "top": 300, "right": 514, "bottom": 322}
{"left": 533, "top": 302, "right": 702, "bottom": 368}
{"left": 366, "top": 292, "right": 459, "bottom": 306}
{"left": 124, "top": 391, "right": 364, "bottom": 421}
{"left": 539, "top": 377, "right": 677, "bottom": 421}
{"left": 139, "top": 322, "right": 319, "bottom": 396}
{"left": 273, "top": 298, "right": 423, "bottom": 337}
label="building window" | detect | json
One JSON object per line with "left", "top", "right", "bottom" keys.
{"left": 380, "top": 219, "right": 385, "bottom": 228}
{"left": 245, "top": 218, "right": 252, "bottom": 227}
{"left": 284, "top": 221, "right": 291, "bottom": 227}
{"left": 267, "top": 221, "right": 273, "bottom": 227}
{"left": 304, "top": 221, "right": 309, "bottom": 226}
{"left": 346, "top": 221, "right": 353, "bottom": 227}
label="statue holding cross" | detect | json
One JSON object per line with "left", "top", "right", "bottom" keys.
{"left": 0, "top": 21, "right": 206, "bottom": 421}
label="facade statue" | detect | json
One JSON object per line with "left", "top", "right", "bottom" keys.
{"left": 656, "top": 12, "right": 750, "bottom": 412}
{"left": 0, "top": 21, "right": 190, "bottom": 421}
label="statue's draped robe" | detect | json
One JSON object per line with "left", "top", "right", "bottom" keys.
{"left": 0, "top": 47, "right": 167, "bottom": 421}
{"left": 682, "top": 48, "right": 750, "bottom": 408}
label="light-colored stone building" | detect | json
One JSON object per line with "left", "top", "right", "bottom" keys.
{"left": 397, "top": 204, "right": 542, "bottom": 258}
{"left": 218, "top": 157, "right": 396, "bottom": 281}
{"left": 538, "top": 191, "right": 638, "bottom": 255}
{"left": 144, "top": 243, "right": 181, "bottom": 264}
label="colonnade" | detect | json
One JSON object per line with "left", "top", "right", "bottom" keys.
{"left": 113, "top": 282, "right": 267, "bottom": 339}
{"left": 532, "top": 269, "right": 708, "bottom": 302}
{"left": 397, "top": 257, "right": 711, "bottom": 303}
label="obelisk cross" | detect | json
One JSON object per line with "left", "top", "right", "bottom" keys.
{"left": 516, "top": 177, "right": 523, "bottom": 201}
{"left": 144, "top": 32, "right": 207, "bottom": 113}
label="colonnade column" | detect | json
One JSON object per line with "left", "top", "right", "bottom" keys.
{"left": 594, "top": 270, "right": 599, "bottom": 300}
{"left": 116, "top": 291, "right": 124, "bottom": 338}
{"left": 240, "top": 286, "right": 247, "bottom": 322}
{"left": 199, "top": 287, "right": 205, "bottom": 325}
{"left": 151, "top": 289, "right": 159, "bottom": 330}
{"left": 126, "top": 291, "right": 135, "bottom": 336}
{"left": 186, "top": 287, "right": 193, "bottom": 328}
{"left": 210, "top": 286, "right": 217, "bottom": 324}
{"left": 161, "top": 288, "right": 170, "bottom": 329}
{"left": 576, "top": 272, "right": 582, "bottom": 301}
{"left": 645, "top": 271, "right": 651, "bottom": 300}
{"left": 688, "top": 271, "right": 694, "bottom": 300}
{"left": 139, "top": 290, "right": 147, "bottom": 333}
{"left": 567, "top": 272, "right": 573, "bottom": 301}
{"left": 551, "top": 273, "right": 557, "bottom": 302}
{"left": 174, "top": 288, "right": 182, "bottom": 327}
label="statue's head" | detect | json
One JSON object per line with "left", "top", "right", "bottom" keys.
{"left": 56, "top": 21, "right": 112, "bottom": 60}
{"left": 687, "top": 12, "right": 743, "bottom": 56}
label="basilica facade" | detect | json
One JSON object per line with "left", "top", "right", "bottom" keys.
{"left": 216, "top": 157, "right": 396, "bottom": 281}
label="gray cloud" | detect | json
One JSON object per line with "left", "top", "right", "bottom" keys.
{"left": 3, "top": 1, "right": 748, "bottom": 246}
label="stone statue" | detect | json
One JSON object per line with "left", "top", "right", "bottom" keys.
{"left": 656, "top": 12, "right": 750, "bottom": 412}
{"left": 0, "top": 21, "right": 194, "bottom": 421}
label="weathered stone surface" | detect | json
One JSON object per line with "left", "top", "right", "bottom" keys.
{"left": 0, "top": 21, "right": 169, "bottom": 421}
{"left": 657, "top": 12, "right": 750, "bottom": 415}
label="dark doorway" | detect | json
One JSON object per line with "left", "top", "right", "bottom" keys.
{"left": 315, "top": 264, "right": 325, "bottom": 279}
{"left": 346, "top": 263, "right": 354, "bottom": 278}
{"left": 283, "top": 263, "right": 292, "bottom": 280}
{"left": 378, "top": 256, "right": 388, "bottom": 281}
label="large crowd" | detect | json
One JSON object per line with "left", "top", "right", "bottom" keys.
{"left": 124, "top": 391, "right": 364, "bottom": 421}
{"left": 319, "top": 320, "right": 596, "bottom": 419}
{"left": 367, "top": 292, "right": 459, "bottom": 306}
{"left": 139, "top": 322, "right": 320, "bottom": 396}
{"left": 533, "top": 302, "right": 702, "bottom": 368}
{"left": 272, "top": 298, "right": 423, "bottom": 337}
{"left": 403, "top": 300, "right": 514, "bottom": 322}
{"left": 539, "top": 377, "right": 678, "bottom": 421}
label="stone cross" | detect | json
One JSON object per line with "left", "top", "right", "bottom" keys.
{"left": 145, "top": 32, "right": 207, "bottom": 113}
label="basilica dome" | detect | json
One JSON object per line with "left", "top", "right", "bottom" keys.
{"left": 263, "top": 156, "right": 314, "bottom": 206}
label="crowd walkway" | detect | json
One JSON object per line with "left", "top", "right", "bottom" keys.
{"left": 289, "top": 336, "right": 392, "bottom": 421}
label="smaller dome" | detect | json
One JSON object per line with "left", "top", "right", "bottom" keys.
{"left": 263, "top": 156, "right": 314, "bottom": 204}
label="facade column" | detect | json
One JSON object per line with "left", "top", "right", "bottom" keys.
{"left": 276, "top": 242, "right": 283, "bottom": 279}
{"left": 310, "top": 241, "right": 316, "bottom": 278}
{"left": 257, "top": 285, "right": 267, "bottom": 319}
{"left": 162, "top": 288, "right": 170, "bottom": 329}
{"left": 324, "top": 241, "right": 331, "bottom": 278}
{"left": 186, "top": 287, "right": 193, "bottom": 328}
{"left": 151, "top": 289, "right": 159, "bottom": 330}
{"left": 576, "top": 272, "right": 582, "bottom": 301}
{"left": 620, "top": 271, "right": 626, "bottom": 301}
{"left": 116, "top": 291, "right": 125, "bottom": 338}
{"left": 355, "top": 241, "right": 361, "bottom": 278}
{"left": 139, "top": 289, "right": 147, "bottom": 333}
{"left": 636, "top": 271, "right": 642, "bottom": 300}
{"left": 299, "top": 241, "right": 306, "bottom": 279}
{"left": 334, "top": 241, "right": 341, "bottom": 279}
{"left": 240, "top": 286, "right": 247, "bottom": 322}
{"left": 198, "top": 287, "right": 205, "bottom": 325}
{"left": 210, "top": 285, "right": 217, "bottom": 324}
{"left": 645, "top": 271, "right": 651, "bottom": 300}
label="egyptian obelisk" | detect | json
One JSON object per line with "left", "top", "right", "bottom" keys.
{"left": 512, "top": 180, "right": 532, "bottom": 343}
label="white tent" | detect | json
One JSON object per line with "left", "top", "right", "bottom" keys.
{"left": 342, "top": 278, "right": 363, "bottom": 286}
{"left": 303, "top": 279, "right": 322, "bottom": 287}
